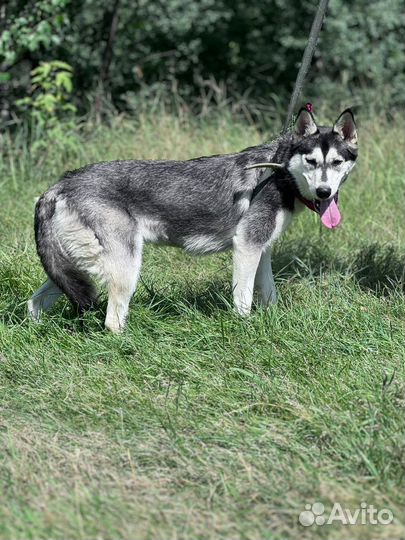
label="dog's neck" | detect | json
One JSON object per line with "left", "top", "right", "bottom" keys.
{"left": 295, "top": 193, "right": 319, "bottom": 213}
{"left": 249, "top": 138, "right": 321, "bottom": 215}
{"left": 251, "top": 168, "right": 320, "bottom": 216}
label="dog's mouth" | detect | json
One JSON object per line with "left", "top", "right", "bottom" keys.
{"left": 297, "top": 191, "right": 341, "bottom": 229}
{"left": 315, "top": 192, "right": 341, "bottom": 229}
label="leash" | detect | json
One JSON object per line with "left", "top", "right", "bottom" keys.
{"left": 282, "top": 0, "right": 329, "bottom": 133}
{"left": 249, "top": 2, "right": 329, "bottom": 204}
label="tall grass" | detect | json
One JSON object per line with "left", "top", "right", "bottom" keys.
{"left": 0, "top": 110, "right": 404, "bottom": 540}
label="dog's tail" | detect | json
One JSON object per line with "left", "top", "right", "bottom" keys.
{"left": 34, "top": 193, "right": 97, "bottom": 312}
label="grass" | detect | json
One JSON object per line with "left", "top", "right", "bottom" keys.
{"left": 0, "top": 110, "right": 404, "bottom": 540}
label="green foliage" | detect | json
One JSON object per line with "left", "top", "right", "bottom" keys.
{"left": 64, "top": 0, "right": 405, "bottom": 111}
{"left": 0, "top": 0, "right": 404, "bottom": 121}
{"left": 308, "top": 0, "right": 405, "bottom": 109}
{"left": 0, "top": 0, "right": 71, "bottom": 123}
{"left": 16, "top": 60, "right": 76, "bottom": 124}
{"left": 0, "top": 0, "right": 69, "bottom": 65}
{"left": 15, "top": 61, "right": 78, "bottom": 155}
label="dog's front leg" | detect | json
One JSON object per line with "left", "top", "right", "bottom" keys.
{"left": 255, "top": 247, "right": 277, "bottom": 307}
{"left": 232, "top": 237, "right": 263, "bottom": 316}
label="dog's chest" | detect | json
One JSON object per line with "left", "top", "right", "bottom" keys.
{"left": 265, "top": 208, "right": 293, "bottom": 247}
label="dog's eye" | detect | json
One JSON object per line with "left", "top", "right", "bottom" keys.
{"left": 305, "top": 158, "right": 317, "bottom": 167}
{"left": 332, "top": 159, "right": 343, "bottom": 166}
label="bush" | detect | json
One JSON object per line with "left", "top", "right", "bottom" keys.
{"left": 1, "top": 0, "right": 403, "bottom": 121}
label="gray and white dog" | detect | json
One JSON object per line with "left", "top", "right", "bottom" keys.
{"left": 28, "top": 108, "right": 357, "bottom": 332}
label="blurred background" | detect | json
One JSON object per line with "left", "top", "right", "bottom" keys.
{"left": 1, "top": 0, "right": 404, "bottom": 129}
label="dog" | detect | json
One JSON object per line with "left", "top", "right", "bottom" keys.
{"left": 28, "top": 107, "right": 357, "bottom": 332}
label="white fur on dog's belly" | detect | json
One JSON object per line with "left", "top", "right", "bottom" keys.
{"left": 139, "top": 217, "right": 168, "bottom": 243}
{"left": 53, "top": 199, "right": 104, "bottom": 277}
{"left": 184, "top": 234, "right": 231, "bottom": 254}
{"left": 265, "top": 209, "right": 292, "bottom": 247}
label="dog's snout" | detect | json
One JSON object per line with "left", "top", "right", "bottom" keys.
{"left": 316, "top": 186, "right": 331, "bottom": 199}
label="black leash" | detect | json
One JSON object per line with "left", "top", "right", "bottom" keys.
{"left": 250, "top": 1, "right": 329, "bottom": 202}
{"left": 283, "top": 0, "right": 329, "bottom": 133}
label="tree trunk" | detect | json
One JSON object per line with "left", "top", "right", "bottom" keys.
{"left": 94, "top": 0, "right": 121, "bottom": 118}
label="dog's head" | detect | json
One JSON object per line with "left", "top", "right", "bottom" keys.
{"left": 287, "top": 108, "right": 358, "bottom": 228}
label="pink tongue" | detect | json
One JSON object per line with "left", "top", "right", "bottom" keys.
{"left": 320, "top": 197, "right": 341, "bottom": 229}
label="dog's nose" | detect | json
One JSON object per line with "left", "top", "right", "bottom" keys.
{"left": 316, "top": 186, "right": 331, "bottom": 199}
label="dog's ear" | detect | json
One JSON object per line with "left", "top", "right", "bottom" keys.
{"left": 333, "top": 109, "right": 357, "bottom": 146}
{"left": 295, "top": 108, "right": 319, "bottom": 137}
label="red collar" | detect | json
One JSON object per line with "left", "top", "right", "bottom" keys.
{"left": 296, "top": 194, "right": 319, "bottom": 214}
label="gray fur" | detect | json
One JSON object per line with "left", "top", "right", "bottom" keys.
{"left": 30, "top": 108, "right": 358, "bottom": 331}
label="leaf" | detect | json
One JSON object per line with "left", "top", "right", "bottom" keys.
{"left": 51, "top": 60, "right": 73, "bottom": 72}
{"left": 31, "top": 62, "right": 52, "bottom": 79}
{"left": 36, "top": 93, "right": 57, "bottom": 113}
{"left": 15, "top": 97, "right": 32, "bottom": 108}
{"left": 55, "top": 71, "right": 73, "bottom": 93}
{"left": 62, "top": 103, "right": 77, "bottom": 113}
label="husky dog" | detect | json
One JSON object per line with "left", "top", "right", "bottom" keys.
{"left": 28, "top": 108, "right": 357, "bottom": 332}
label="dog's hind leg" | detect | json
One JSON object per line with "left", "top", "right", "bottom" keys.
{"left": 104, "top": 234, "right": 144, "bottom": 333}
{"left": 27, "top": 279, "right": 63, "bottom": 319}
{"left": 255, "top": 248, "right": 277, "bottom": 307}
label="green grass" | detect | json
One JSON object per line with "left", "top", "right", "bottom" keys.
{"left": 0, "top": 111, "right": 404, "bottom": 540}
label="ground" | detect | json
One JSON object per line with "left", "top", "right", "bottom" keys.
{"left": 0, "top": 111, "right": 404, "bottom": 540}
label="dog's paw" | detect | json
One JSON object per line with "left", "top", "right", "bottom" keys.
{"left": 27, "top": 299, "right": 41, "bottom": 321}
{"left": 104, "top": 321, "right": 125, "bottom": 334}
{"left": 234, "top": 303, "right": 251, "bottom": 317}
